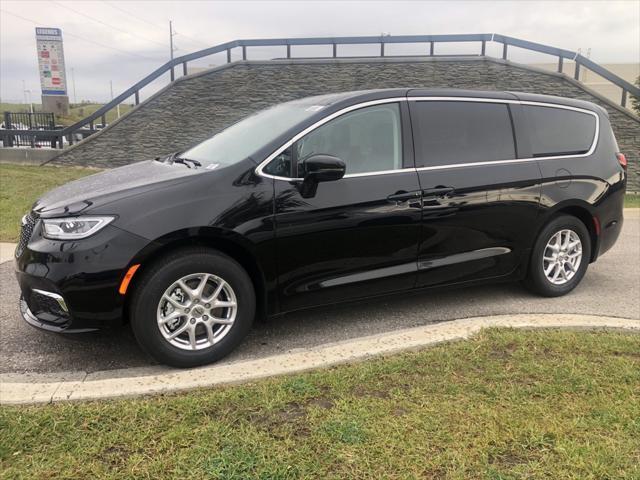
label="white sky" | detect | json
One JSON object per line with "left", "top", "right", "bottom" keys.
{"left": 1, "top": 0, "right": 639, "bottom": 103}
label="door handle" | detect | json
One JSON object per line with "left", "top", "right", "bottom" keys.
{"left": 422, "top": 186, "right": 455, "bottom": 197}
{"left": 387, "top": 191, "right": 421, "bottom": 202}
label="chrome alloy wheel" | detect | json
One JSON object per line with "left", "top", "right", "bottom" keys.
{"left": 156, "top": 273, "right": 237, "bottom": 350}
{"left": 542, "top": 229, "right": 583, "bottom": 285}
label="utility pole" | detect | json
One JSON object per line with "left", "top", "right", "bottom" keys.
{"left": 583, "top": 48, "right": 591, "bottom": 83}
{"left": 169, "top": 20, "right": 175, "bottom": 60}
{"left": 110, "top": 80, "right": 120, "bottom": 119}
{"left": 576, "top": 48, "right": 583, "bottom": 82}
{"left": 71, "top": 67, "right": 77, "bottom": 105}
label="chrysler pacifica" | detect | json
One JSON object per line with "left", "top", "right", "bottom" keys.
{"left": 15, "top": 89, "right": 627, "bottom": 367}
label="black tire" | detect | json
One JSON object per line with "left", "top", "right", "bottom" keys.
{"left": 130, "top": 247, "right": 255, "bottom": 368}
{"left": 523, "top": 215, "right": 591, "bottom": 297}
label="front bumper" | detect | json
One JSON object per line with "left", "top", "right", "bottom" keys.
{"left": 15, "top": 220, "right": 150, "bottom": 332}
{"left": 20, "top": 296, "right": 96, "bottom": 333}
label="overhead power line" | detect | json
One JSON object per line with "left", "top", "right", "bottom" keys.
{"left": 0, "top": 9, "right": 163, "bottom": 61}
{"left": 102, "top": 0, "right": 164, "bottom": 29}
{"left": 101, "top": 0, "right": 211, "bottom": 50}
{"left": 50, "top": 0, "right": 169, "bottom": 49}
{"left": 173, "top": 28, "right": 211, "bottom": 50}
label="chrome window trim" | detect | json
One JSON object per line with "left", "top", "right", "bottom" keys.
{"left": 519, "top": 100, "right": 599, "bottom": 158}
{"left": 255, "top": 96, "right": 600, "bottom": 181}
{"left": 255, "top": 97, "right": 407, "bottom": 181}
{"left": 343, "top": 168, "right": 409, "bottom": 178}
{"left": 411, "top": 97, "right": 599, "bottom": 172}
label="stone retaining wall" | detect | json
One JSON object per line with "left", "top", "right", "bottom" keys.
{"left": 52, "top": 57, "right": 640, "bottom": 190}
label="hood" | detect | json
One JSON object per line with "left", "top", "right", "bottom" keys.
{"left": 33, "top": 160, "right": 201, "bottom": 216}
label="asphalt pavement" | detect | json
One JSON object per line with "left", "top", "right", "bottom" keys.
{"left": 1, "top": 210, "right": 638, "bottom": 375}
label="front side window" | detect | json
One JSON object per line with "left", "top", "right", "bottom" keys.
{"left": 263, "top": 147, "right": 292, "bottom": 177}
{"left": 295, "top": 103, "right": 402, "bottom": 176}
{"left": 411, "top": 101, "right": 516, "bottom": 167}
{"left": 523, "top": 105, "right": 596, "bottom": 157}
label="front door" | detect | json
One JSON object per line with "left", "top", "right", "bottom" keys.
{"left": 271, "top": 101, "right": 423, "bottom": 311}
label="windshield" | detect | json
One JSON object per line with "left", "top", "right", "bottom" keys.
{"left": 181, "top": 101, "right": 325, "bottom": 166}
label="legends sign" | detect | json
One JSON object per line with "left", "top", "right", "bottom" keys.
{"left": 35, "top": 27, "right": 67, "bottom": 96}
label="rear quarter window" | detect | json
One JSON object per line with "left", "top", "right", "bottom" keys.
{"left": 523, "top": 105, "right": 597, "bottom": 157}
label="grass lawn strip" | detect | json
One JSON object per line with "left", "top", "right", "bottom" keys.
{"left": 625, "top": 193, "right": 640, "bottom": 208}
{"left": 1, "top": 328, "right": 638, "bottom": 479}
{"left": 0, "top": 164, "right": 99, "bottom": 242}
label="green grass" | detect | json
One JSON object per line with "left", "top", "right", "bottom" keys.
{"left": 1, "top": 329, "right": 639, "bottom": 479}
{"left": 58, "top": 103, "right": 135, "bottom": 126}
{"left": 0, "top": 164, "right": 99, "bottom": 242}
{"left": 625, "top": 193, "right": 640, "bottom": 208}
{"left": 1, "top": 102, "right": 134, "bottom": 126}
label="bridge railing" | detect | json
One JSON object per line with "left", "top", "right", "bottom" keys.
{"left": 2, "top": 33, "right": 638, "bottom": 149}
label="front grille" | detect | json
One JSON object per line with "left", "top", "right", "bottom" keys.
{"left": 15, "top": 211, "right": 36, "bottom": 257}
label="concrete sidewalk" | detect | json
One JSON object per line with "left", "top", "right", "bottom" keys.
{"left": 0, "top": 243, "right": 15, "bottom": 264}
{"left": 1, "top": 313, "right": 637, "bottom": 405}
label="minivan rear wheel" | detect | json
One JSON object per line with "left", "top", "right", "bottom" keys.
{"left": 524, "top": 215, "right": 591, "bottom": 297}
{"left": 130, "top": 247, "right": 255, "bottom": 368}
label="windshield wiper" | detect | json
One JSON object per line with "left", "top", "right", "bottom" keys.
{"left": 154, "top": 152, "right": 201, "bottom": 168}
{"left": 172, "top": 156, "right": 202, "bottom": 168}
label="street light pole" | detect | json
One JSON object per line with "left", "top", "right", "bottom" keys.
{"left": 22, "top": 79, "right": 27, "bottom": 108}
{"left": 27, "top": 91, "right": 33, "bottom": 114}
{"left": 22, "top": 80, "right": 34, "bottom": 114}
{"left": 71, "top": 67, "right": 77, "bottom": 104}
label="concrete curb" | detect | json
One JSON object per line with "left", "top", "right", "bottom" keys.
{"left": 1, "top": 313, "right": 638, "bottom": 405}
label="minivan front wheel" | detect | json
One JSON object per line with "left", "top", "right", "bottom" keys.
{"left": 157, "top": 272, "right": 238, "bottom": 351}
{"left": 130, "top": 248, "right": 255, "bottom": 367}
{"left": 524, "top": 215, "right": 591, "bottom": 297}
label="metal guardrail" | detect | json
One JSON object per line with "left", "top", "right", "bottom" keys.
{"left": 2, "top": 112, "right": 55, "bottom": 129}
{"left": 1, "top": 112, "right": 57, "bottom": 148}
{"left": 2, "top": 33, "right": 638, "bottom": 150}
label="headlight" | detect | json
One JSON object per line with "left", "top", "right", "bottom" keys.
{"left": 42, "top": 216, "right": 115, "bottom": 240}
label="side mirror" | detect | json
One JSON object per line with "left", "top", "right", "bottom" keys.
{"left": 300, "top": 155, "right": 346, "bottom": 183}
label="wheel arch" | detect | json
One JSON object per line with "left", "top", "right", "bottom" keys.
{"left": 540, "top": 201, "right": 599, "bottom": 263}
{"left": 122, "top": 227, "right": 270, "bottom": 323}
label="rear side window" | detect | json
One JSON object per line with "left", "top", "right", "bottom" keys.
{"left": 523, "top": 105, "right": 596, "bottom": 157}
{"left": 410, "top": 101, "right": 515, "bottom": 167}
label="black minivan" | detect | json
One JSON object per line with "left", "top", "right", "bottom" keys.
{"left": 15, "top": 89, "right": 627, "bottom": 367}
